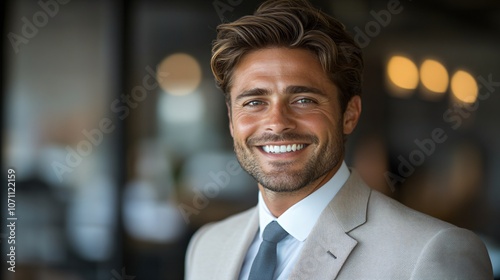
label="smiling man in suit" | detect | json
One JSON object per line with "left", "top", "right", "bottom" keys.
{"left": 185, "top": 0, "right": 493, "bottom": 279}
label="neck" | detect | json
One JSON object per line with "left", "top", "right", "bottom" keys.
{"left": 259, "top": 165, "right": 340, "bottom": 217}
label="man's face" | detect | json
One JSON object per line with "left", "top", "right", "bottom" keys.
{"left": 228, "top": 48, "right": 360, "bottom": 193}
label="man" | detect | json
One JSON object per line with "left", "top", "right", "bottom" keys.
{"left": 185, "top": 0, "right": 493, "bottom": 279}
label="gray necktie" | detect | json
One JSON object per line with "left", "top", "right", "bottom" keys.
{"left": 248, "top": 221, "right": 289, "bottom": 280}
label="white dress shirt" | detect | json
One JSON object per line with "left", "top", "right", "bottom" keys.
{"left": 238, "top": 162, "right": 350, "bottom": 280}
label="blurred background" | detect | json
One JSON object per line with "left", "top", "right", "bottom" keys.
{"left": 1, "top": 0, "right": 500, "bottom": 279}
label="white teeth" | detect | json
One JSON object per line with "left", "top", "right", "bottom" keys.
{"left": 262, "top": 144, "right": 305, "bottom": 154}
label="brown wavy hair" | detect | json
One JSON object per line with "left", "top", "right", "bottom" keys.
{"left": 210, "top": 0, "right": 363, "bottom": 112}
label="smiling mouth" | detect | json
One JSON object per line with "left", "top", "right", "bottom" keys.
{"left": 261, "top": 144, "right": 306, "bottom": 154}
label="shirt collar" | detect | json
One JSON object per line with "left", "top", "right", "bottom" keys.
{"left": 257, "top": 161, "right": 350, "bottom": 242}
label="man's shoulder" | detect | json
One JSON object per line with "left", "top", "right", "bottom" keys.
{"left": 362, "top": 187, "right": 490, "bottom": 258}
{"left": 329, "top": 175, "right": 493, "bottom": 278}
{"left": 370, "top": 191, "right": 493, "bottom": 278}
{"left": 368, "top": 189, "right": 455, "bottom": 231}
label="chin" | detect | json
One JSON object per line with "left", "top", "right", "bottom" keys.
{"left": 258, "top": 174, "right": 311, "bottom": 193}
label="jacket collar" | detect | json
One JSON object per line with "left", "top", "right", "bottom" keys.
{"left": 289, "top": 170, "right": 371, "bottom": 279}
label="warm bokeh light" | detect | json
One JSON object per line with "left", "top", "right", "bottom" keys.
{"left": 387, "top": 56, "right": 419, "bottom": 90}
{"left": 157, "top": 53, "right": 202, "bottom": 96}
{"left": 420, "top": 59, "right": 449, "bottom": 93}
{"left": 451, "top": 70, "right": 478, "bottom": 103}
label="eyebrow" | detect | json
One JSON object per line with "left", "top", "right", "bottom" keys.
{"left": 234, "top": 85, "right": 325, "bottom": 103}
{"left": 286, "top": 85, "right": 324, "bottom": 95}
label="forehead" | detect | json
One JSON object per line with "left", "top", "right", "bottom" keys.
{"left": 230, "top": 48, "right": 333, "bottom": 94}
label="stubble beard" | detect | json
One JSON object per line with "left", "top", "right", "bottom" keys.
{"left": 233, "top": 130, "right": 344, "bottom": 193}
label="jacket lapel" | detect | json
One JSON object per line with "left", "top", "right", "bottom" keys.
{"left": 289, "top": 171, "right": 372, "bottom": 279}
{"left": 215, "top": 208, "right": 259, "bottom": 280}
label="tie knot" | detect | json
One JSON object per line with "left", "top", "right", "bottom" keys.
{"left": 262, "top": 221, "right": 288, "bottom": 243}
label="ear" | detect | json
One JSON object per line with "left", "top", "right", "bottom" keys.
{"left": 343, "top": 95, "right": 362, "bottom": 135}
{"left": 226, "top": 102, "right": 234, "bottom": 137}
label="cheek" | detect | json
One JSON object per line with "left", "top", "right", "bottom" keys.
{"left": 231, "top": 113, "right": 261, "bottom": 138}
{"left": 299, "top": 112, "right": 342, "bottom": 140}
{"left": 299, "top": 111, "right": 338, "bottom": 128}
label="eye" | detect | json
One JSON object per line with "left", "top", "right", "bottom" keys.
{"left": 244, "top": 100, "right": 265, "bottom": 107}
{"left": 294, "top": 98, "right": 315, "bottom": 104}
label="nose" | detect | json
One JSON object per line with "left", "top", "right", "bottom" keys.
{"left": 264, "top": 102, "right": 296, "bottom": 133}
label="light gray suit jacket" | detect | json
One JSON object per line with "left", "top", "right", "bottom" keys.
{"left": 185, "top": 171, "right": 493, "bottom": 279}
